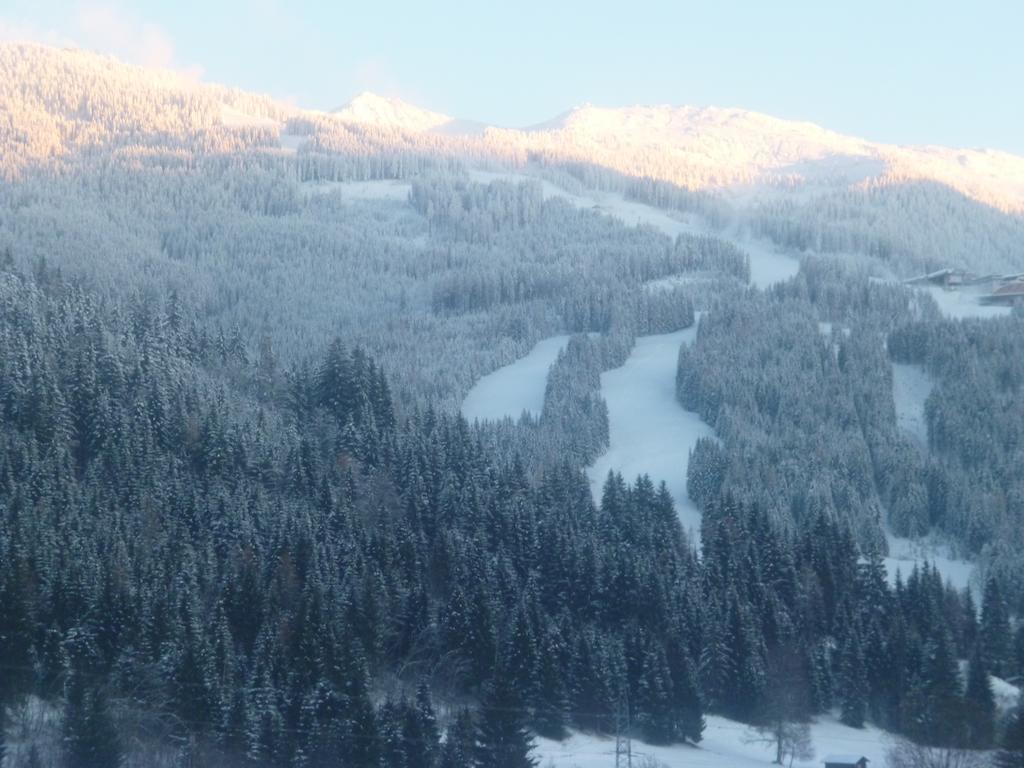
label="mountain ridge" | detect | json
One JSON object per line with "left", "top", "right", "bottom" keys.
{"left": 4, "top": 41, "right": 1024, "bottom": 213}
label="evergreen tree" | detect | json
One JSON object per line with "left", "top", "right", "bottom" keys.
{"left": 980, "top": 578, "right": 1012, "bottom": 678}
{"left": 475, "top": 667, "right": 537, "bottom": 768}
{"left": 63, "top": 671, "right": 122, "bottom": 768}
{"left": 963, "top": 645, "right": 996, "bottom": 749}
{"left": 838, "top": 629, "right": 868, "bottom": 729}
{"left": 634, "top": 638, "right": 676, "bottom": 744}
{"left": 1015, "top": 626, "right": 1024, "bottom": 682}
{"left": 439, "top": 709, "right": 477, "bottom": 768}
{"left": 916, "top": 630, "right": 965, "bottom": 747}
{"left": 532, "top": 626, "right": 570, "bottom": 740}
{"left": 997, "top": 705, "right": 1024, "bottom": 768}
{"left": 406, "top": 684, "right": 441, "bottom": 768}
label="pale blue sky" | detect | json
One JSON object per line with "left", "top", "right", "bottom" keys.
{"left": 2, "top": 0, "right": 1022, "bottom": 153}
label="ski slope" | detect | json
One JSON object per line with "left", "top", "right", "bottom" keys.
{"left": 886, "top": 362, "right": 976, "bottom": 592}
{"left": 586, "top": 325, "right": 712, "bottom": 541}
{"left": 534, "top": 714, "right": 890, "bottom": 768}
{"left": 461, "top": 335, "right": 571, "bottom": 422}
{"left": 467, "top": 170, "right": 800, "bottom": 289}
{"left": 891, "top": 362, "right": 935, "bottom": 449}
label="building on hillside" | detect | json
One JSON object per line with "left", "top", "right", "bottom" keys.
{"left": 980, "top": 279, "right": 1024, "bottom": 305}
{"left": 823, "top": 757, "right": 869, "bottom": 768}
{"left": 904, "top": 268, "right": 961, "bottom": 288}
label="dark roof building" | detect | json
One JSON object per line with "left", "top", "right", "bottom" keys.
{"left": 823, "top": 756, "right": 869, "bottom": 768}
{"left": 981, "top": 280, "right": 1024, "bottom": 305}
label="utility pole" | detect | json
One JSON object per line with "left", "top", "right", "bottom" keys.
{"left": 614, "top": 691, "right": 632, "bottom": 768}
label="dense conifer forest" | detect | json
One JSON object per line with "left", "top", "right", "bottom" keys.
{"left": 1, "top": 261, "right": 1021, "bottom": 766}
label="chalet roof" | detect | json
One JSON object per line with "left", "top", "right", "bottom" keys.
{"left": 823, "top": 756, "right": 869, "bottom": 764}
{"left": 992, "top": 281, "right": 1024, "bottom": 296}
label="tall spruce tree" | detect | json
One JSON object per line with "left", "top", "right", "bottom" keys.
{"left": 62, "top": 671, "right": 122, "bottom": 768}
{"left": 838, "top": 629, "right": 868, "bottom": 729}
{"left": 963, "top": 645, "right": 996, "bottom": 749}
{"left": 475, "top": 666, "right": 537, "bottom": 768}
{"left": 980, "top": 578, "right": 1012, "bottom": 677}
{"left": 439, "top": 709, "right": 477, "bottom": 768}
{"left": 998, "top": 705, "right": 1024, "bottom": 768}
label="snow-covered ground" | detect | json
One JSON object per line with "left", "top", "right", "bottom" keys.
{"left": 885, "top": 361, "right": 975, "bottom": 591}
{"left": 991, "top": 675, "right": 1023, "bottom": 715}
{"left": 535, "top": 714, "right": 891, "bottom": 768}
{"left": 332, "top": 91, "right": 1024, "bottom": 214}
{"left": 461, "top": 335, "right": 571, "bottom": 422}
{"left": 644, "top": 273, "right": 717, "bottom": 292}
{"left": 586, "top": 326, "right": 712, "bottom": 541}
{"left": 219, "top": 104, "right": 278, "bottom": 129}
{"left": 279, "top": 133, "right": 306, "bottom": 153}
{"left": 891, "top": 362, "right": 935, "bottom": 449}
{"left": 300, "top": 179, "right": 413, "bottom": 200}
{"left": 741, "top": 237, "right": 801, "bottom": 289}
{"left": 883, "top": 531, "right": 975, "bottom": 594}
{"left": 918, "top": 285, "right": 1012, "bottom": 320}
{"left": 467, "top": 170, "right": 800, "bottom": 289}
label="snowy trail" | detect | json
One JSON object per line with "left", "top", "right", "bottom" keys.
{"left": 469, "top": 170, "right": 800, "bottom": 288}
{"left": 586, "top": 325, "right": 712, "bottom": 541}
{"left": 891, "top": 362, "right": 934, "bottom": 450}
{"left": 460, "top": 335, "right": 570, "bottom": 422}
{"left": 886, "top": 361, "right": 976, "bottom": 592}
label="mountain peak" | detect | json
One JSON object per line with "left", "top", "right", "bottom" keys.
{"left": 332, "top": 91, "right": 452, "bottom": 132}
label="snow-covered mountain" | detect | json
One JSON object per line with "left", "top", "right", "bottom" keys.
{"left": 4, "top": 41, "right": 1024, "bottom": 215}
{"left": 331, "top": 91, "right": 453, "bottom": 132}
{"left": 329, "top": 91, "right": 1024, "bottom": 212}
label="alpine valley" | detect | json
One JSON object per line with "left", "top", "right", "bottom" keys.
{"left": 0, "top": 41, "right": 1023, "bottom": 768}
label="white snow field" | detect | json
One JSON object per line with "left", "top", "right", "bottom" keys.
{"left": 534, "top": 714, "right": 890, "bottom": 768}
{"left": 741, "top": 236, "right": 801, "bottom": 289}
{"left": 891, "top": 362, "right": 935, "bottom": 449}
{"left": 586, "top": 326, "right": 712, "bottom": 541}
{"left": 460, "top": 335, "right": 571, "bottom": 422}
{"left": 883, "top": 531, "right": 975, "bottom": 593}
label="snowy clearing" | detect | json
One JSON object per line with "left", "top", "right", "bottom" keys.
{"left": 534, "top": 714, "right": 891, "bottom": 768}
{"left": 918, "top": 285, "right": 1012, "bottom": 320}
{"left": 644, "top": 273, "right": 718, "bottom": 292}
{"left": 586, "top": 326, "right": 712, "bottom": 541}
{"left": 460, "top": 335, "right": 571, "bottom": 422}
{"left": 300, "top": 179, "right": 413, "bottom": 201}
{"left": 740, "top": 236, "right": 801, "bottom": 288}
{"left": 279, "top": 133, "right": 306, "bottom": 152}
{"left": 891, "top": 362, "right": 935, "bottom": 449}
{"left": 884, "top": 531, "right": 975, "bottom": 594}
{"left": 219, "top": 104, "right": 278, "bottom": 129}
